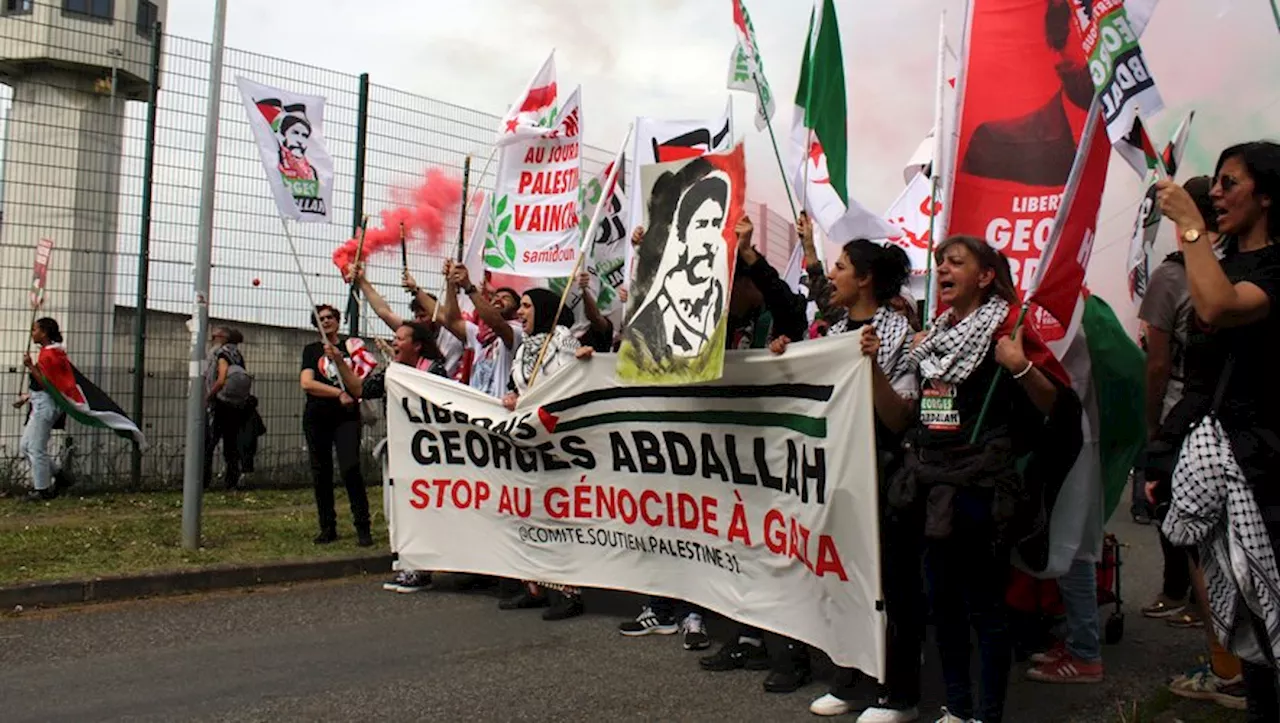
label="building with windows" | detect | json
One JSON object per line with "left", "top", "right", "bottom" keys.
{"left": 0, "top": 0, "right": 166, "bottom": 446}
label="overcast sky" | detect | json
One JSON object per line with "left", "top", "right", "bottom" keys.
{"left": 164, "top": 0, "right": 1280, "bottom": 326}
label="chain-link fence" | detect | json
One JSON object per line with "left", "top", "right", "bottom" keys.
{"left": 0, "top": 1, "right": 794, "bottom": 492}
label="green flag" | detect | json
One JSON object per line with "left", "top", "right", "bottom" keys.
{"left": 1081, "top": 295, "right": 1146, "bottom": 519}
{"left": 793, "top": 0, "right": 847, "bottom": 205}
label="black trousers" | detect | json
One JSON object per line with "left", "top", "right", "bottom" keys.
{"left": 203, "top": 401, "right": 246, "bottom": 490}
{"left": 303, "top": 406, "right": 369, "bottom": 534}
{"left": 830, "top": 506, "right": 925, "bottom": 707}
{"left": 1159, "top": 529, "right": 1193, "bottom": 601}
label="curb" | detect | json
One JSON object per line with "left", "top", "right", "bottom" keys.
{"left": 0, "top": 554, "right": 394, "bottom": 610}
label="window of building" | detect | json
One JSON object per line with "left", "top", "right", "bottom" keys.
{"left": 3, "top": 0, "right": 35, "bottom": 15}
{"left": 63, "top": 0, "right": 114, "bottom": 21}
{"left": 136, "top": 0, "right": 157, "bottom": 38}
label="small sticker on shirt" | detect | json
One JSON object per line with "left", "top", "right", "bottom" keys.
{"left": 920, "top": 379, "right": 960, "bottom": 431}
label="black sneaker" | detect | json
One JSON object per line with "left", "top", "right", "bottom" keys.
{"left": 618, "top": 606, "right": 678, "bottom": 636}
{"left": 356, "top": 531, "right": 374, "bottom": 548}
{"left": 542, "top": 591, "right": 584, "bottom": 621}
{"left": 499, "top": 589, "right": 549, "bottom": 610}
{"left": 681, "top": 613, "right": 711, "bottom": 650}
{"left": 394, "top": 571, "right": 432, "bottom": 593}
{"left": 699, "top": 640, "right": 769, "bottom": 671}
{"left": 25, "top": 488, "right": 57, "bottom": 502}
{"left": 313, "top": 529, "right": 338, "bottom": 544}
{"left": 763, "top": 666, "right": 812, "bottom": 693}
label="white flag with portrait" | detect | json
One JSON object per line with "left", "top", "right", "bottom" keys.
{"left": 236, "top": 76, "right": 335, "bottom": 223}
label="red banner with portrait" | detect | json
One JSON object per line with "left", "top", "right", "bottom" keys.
{"left": 945, "top": 0, "right": 1100, "bottom": 341}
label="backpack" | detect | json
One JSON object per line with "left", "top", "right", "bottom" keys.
{"left": 218, "top": 361, "right": 254, "bottom": 407}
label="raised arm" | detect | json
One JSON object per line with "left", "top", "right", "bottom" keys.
{"left": 1158, "top": 179, "right": 1273, "bottom": 328}
{"left": 450, "top": 262, "right": 515, "bottom": 348}
{"left": 578, "top": 272, "right": 610, "bottom": 334}
{"left": 439, "top": 260, "right": 472, "bottom": 342}
{"left": 351, "top": 264, "right": 404, "bottom": 331}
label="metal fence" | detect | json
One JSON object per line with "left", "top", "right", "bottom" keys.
{"left": 0, "top": 1, "right": 794, "bottom": 491}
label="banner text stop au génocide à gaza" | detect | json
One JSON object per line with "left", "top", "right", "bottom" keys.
{"left": 385, "top": 335, "right": 884, "bottom": 675}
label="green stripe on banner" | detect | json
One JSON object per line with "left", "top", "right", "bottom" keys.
{"left": 1082, "top": 295, "right": 1146, "bottom": 519}
{"left": 541, "top": 383, "right": 834, "bottom": 414}
{"left": 555, "top": 410, "right": 827, "bottom": 438}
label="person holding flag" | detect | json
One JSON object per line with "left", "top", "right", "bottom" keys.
{"left": 1157, "top": 141, "right": 1280, "bottom": 720}
{"left": 879, "top": 236, "right": 1077, "bottom": 723}
{"left": 18, "top": 318, "right": 72, "bottom": 502}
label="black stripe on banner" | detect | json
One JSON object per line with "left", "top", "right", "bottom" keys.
{"left": 540, "top": 383, "right": 834, "bottom": 415}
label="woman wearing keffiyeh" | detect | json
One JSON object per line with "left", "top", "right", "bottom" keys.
{"left": 879, "top": 235, "right": 1072, "bottom": 723}
{"left": 770, "top": 239, "right": 926, "bottom": 722}
{"left": 1157, "top": 141, "right": 1280, "bottom": 719}
{"left": 498, "top": 287, "right": 595, "bottom": 622}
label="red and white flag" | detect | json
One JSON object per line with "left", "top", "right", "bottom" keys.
{"left": 496, "top": 51, "right": 560, "bottom": 147}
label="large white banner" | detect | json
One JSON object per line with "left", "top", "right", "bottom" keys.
{"left": 236, "top": 76, "right": 335, "bottom": 223}
{"left": 385, "top": 337, "right": 885, "bottom": 673}
{"left": 484, "top": 87, "right": 584, "bottom": 278}
{"left": 625, "top": 104, "right": 734, "bottom": 287}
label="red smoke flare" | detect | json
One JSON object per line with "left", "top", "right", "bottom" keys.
{"left": 332, "top": 168, "right": 463, "bottom": 279}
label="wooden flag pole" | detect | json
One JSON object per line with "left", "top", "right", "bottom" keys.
{"left": 456, "top": 155, "right": 472, "bottom": 262}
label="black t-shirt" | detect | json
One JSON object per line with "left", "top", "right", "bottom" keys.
{"left": 1181, "top": 243, "right": 1280, "bottom": 427}
{"left": 1178, "top": 243, "right": 1280, "bottom": 513}
{"left": 301, "top": 339, "right": 360, "bottom": 420}
{"left": 915, "top": 350, "right": 1039, "bottom": 454}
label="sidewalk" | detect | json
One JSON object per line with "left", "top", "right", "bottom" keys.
{"left": 0, "top": 487, "right": 390, "bottom": 605}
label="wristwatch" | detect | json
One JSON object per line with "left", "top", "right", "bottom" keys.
{"left": 1182, "top": 228, "right": 1203, "bottom": 244}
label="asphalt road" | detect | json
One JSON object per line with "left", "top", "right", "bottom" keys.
{"left": 0, "top": 506, "right": 1211, "bottom": 723}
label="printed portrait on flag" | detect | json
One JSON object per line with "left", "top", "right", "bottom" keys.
{"left": 236, "top": 77, "right": 335, "bottom": 223}
{"left": 619, "top": 145, "right": 746, "bottom": 385}
{"left": 947, "top": 0, "right": 1092, "bottom": 341}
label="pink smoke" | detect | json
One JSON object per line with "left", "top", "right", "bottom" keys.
{"left": 332, "top": 168, "right": 463, "bottom": 279}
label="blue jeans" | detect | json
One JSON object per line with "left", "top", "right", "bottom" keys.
{"left": 20, "top": 391, "right": 58, "bottom": 491}
{"left": 925, "top": 489, "right": 1011, "bottom": 723}
{"left": 1060, "top": 557, "right": 1101, "bottom": 661}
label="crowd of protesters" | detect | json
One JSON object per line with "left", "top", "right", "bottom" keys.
{"left": 15, "top": 140, "right": 1279, "bottom": 722}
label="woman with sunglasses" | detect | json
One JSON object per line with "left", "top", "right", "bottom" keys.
{"left": 1157, "top": 141, "right": 1280, "bottom": 722}
{"left": 299, "top": 304, "right": 374, "bottom": 547}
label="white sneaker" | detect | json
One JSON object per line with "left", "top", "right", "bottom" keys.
{"left": 934, "top": 710, "right": 966, "bottom": 723}
{"left": 857, "top": 705, "right": 919, "bottom": 723}
{"left": 382, "top": 570, "right": 409, "bottom": 591}
{"left": 809, "top": 693, "right": 854, "bottom": 716}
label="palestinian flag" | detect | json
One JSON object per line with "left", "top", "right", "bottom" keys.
{"left": 1018, "top": 103, "right": 1144, "bottom": 576}
{"left": 33, "top": 347, "right": 146, "bottom": 447}
{"left": 1126, "top": 111, "right": 1195, "bottom": 301}
{"left": 1118, "top": 115, "right": 1161, "bottom": 177}
{"left": 788, "top": 0, "right": 897, "bottom": 258}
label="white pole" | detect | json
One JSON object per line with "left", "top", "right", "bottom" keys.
{"left": 923, "top": 11, "right": 947, "bottom": 327}
{"left": 181, "top": 0, "right": 227, "bottom": 551}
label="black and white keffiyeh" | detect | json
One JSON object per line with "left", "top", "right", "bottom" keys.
{"left": 902, "top": 296, "right": 1009, "bottom": 385}
{"left": 830, "top": 306, "right": 912, "bottom": 376}
{"left": 1163, "top": 417, "right": 1280, "bottom": 666}
{"left": 512, "top": 325, "right": 579, "bottom": 394}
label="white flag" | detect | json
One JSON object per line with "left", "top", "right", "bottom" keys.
{"left": 882, "top": 171, "right": 938, "bottom": 302}
{"left": 728, "top": 0, "right": 775, "bottom": 131}
{"left": 495, "top": 51, "right": 559, "bottom": 147}
{"left": 236, "top": 76, "right": 335, "bottom": 223}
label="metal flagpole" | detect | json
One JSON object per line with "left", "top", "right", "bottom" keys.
{"left": 181, "top": 0, "right": 227, "bottom": 551}
{"left": 923, "top": 12, "right": 947, "bottom": 329}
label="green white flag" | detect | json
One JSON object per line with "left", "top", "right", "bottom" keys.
{"left": 728, "top": 0, "right": 774, "bottom": 131}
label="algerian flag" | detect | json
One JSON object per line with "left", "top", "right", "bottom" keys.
{"left": 788, "top": 0, "right": 897, "bottom": 261}
{"left": 727, "top": 0, "right": 774, "bottom": 131}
